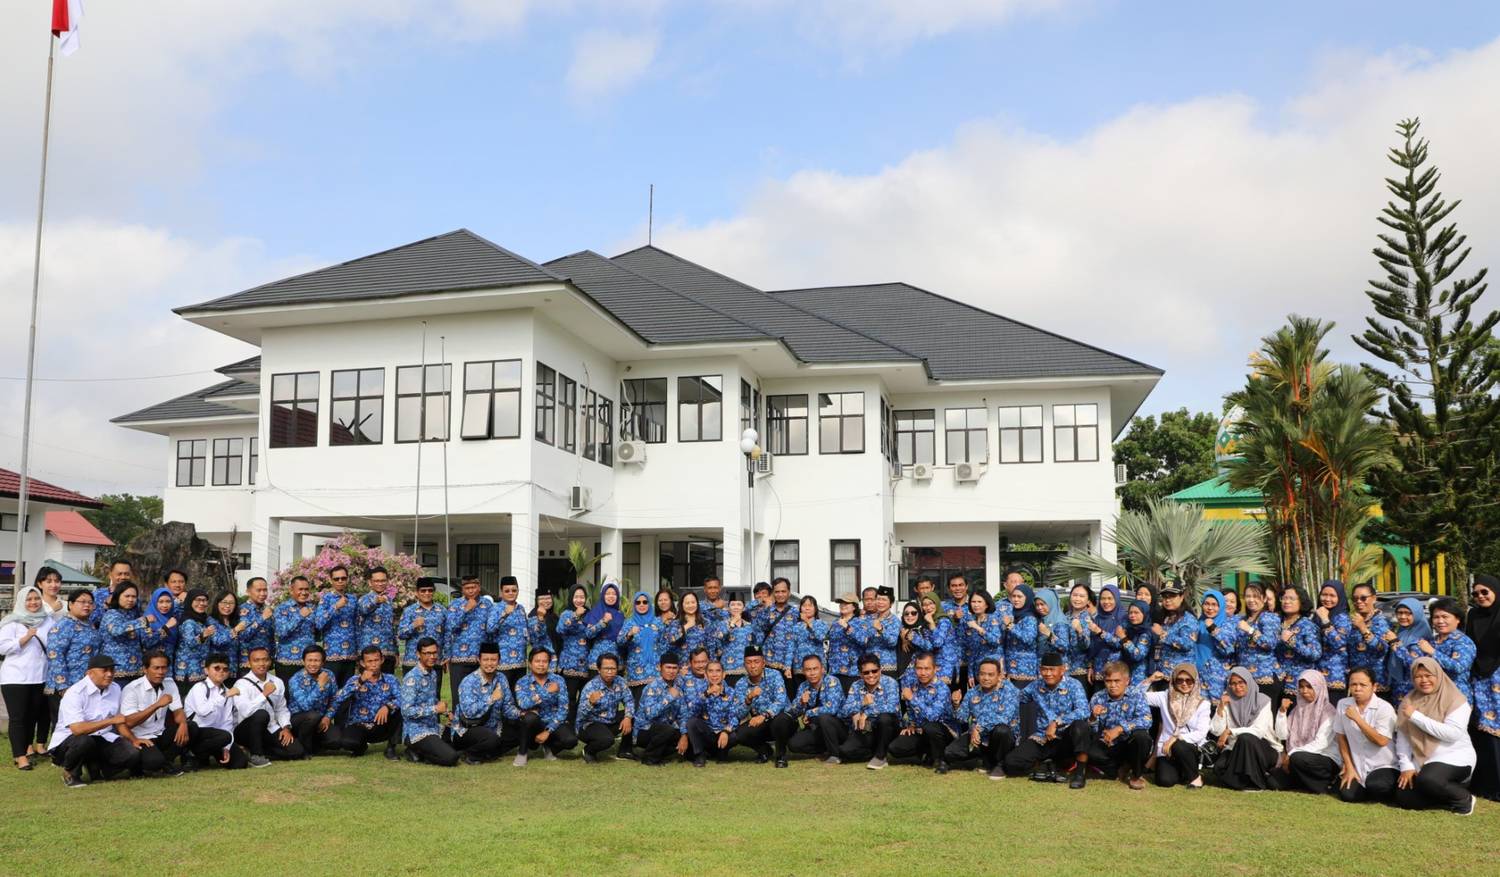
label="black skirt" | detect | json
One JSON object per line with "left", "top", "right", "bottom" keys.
{"left": 1214, "top": 734, "right": 1278, "bottom": 791}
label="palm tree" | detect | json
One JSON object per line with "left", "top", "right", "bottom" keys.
{"left": 567, "top": 539, "right": 611, "bottom": 604}
{"left": 1050, "top": 498, "right": 1272, "bottom": 599}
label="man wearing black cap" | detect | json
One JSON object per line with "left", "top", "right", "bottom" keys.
{"left": 47, "top": 654, "right": 135, "bottom": 788}
{"left": 731, "top": 645, "right": 789, "bottom": 765}
{"left": 634, "top": 652, "right": 693, "bottom": 765}
{"left": 1002, "top": 652, "right": 1091, "bottom": 787}
{"left": 487, "top": 575, "right": 530, "bottom": 685}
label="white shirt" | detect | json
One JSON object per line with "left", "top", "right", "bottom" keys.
{"left": 47, "top": 676, "right": 122, "bottom": 749}
{"left": 1396, "top": 702, "right": 1476, "bottom": 773}
{"left": 1210, "top": 702, "right": 1282, "bottom": 752}
{"left": 1274, "top": 709, "right": 1342, "bottom": 764}
{"left": 0, "top": 618, "right": 52, "bottom": 684}
{"left": 1145, "top": 689, "right": 1211, "bottom": 756}
{"left": 1332, "top": 696, "right": 1398, "bottom": 782}
{"left": 119, "top": 675, "right": 183, "bottom": 740}
{"left": 184, "top": 679, "right": 237, "bottom": 742}
{"left": 232, "top": 671, "right": 291, "bottom": 732}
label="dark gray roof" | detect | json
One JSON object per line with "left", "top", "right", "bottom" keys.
{"left": 176, "top": 230, "right": 565, "bottom": 314}
{"left": 772, "top": 282, "right": 1161, "bottom": 380}
{"left": 111, "top": 380, "right": 257, "bottom": 424}
{"left": 217, "top": 355, "right": 261, "bottom": 375}
{"left": 611, "top": 246, "right": 918, "bottom": 364}
{"left": 543, "top": 251, "right": 772, "bottom": 345}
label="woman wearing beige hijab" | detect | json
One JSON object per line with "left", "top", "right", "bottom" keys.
{"left": 1393, "top": 656, "right": 1477, "bottom": 815}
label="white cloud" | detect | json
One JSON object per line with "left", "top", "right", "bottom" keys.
{"left": 649, "top": 39, "right": 1500, "bottom": 413}
{"left": 566, "top": 29, "right": 661, "bottom": 101}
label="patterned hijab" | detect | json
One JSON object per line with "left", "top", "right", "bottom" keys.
{"left": 1286, "top": 669, "right": 1334, "bottom": 752}
{"left": 1166, "top": 662, "right": 1204, "bottom": 728}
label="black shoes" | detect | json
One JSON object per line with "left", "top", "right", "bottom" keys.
{"left": 62, "top": 770, "right": 87, "bottom": 789}
{"left": 935, "top": 761, "right": 949, "bottom": 775}
{"left": 1068, "top": 766, "right": 1087, "bottom": 789}
{"left": 775, "top": 758, "right": 789, "bottom": 768}
{"left": 754, "top": 752, "right": 770, "bottom": 764}
{"left": 582, "top": 751, "right": 598, "bottom": 764}
{"left": 383, "top": 747, "right": 400, "bottom": 761}
{"left": 1030, "top": 760, "right": 1058, "bottom": 783}
{"left": 692, "top": 757, "right": 706, "bottom": 768}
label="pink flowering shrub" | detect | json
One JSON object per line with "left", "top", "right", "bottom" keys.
{"left": 270, "top": 531, "right": 424, "bottom": 605}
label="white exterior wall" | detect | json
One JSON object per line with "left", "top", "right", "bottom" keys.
{"left": 2, "top": 500, "right": 72, "bottom": 606}
{"left": 43, "top": 535, "right": 101, "bottom": 571}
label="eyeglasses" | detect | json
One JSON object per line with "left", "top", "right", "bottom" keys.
{"left": 1353, "top": 594, "right": 1373, "bottom": 602}
{"left": 331, "top": 576, "right": 348, "bottom": 582}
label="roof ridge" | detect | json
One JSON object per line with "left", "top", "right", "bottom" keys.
{"left": 555, "top": 251, "right": 774, "bottom": 343}
{"left": 459, "top": 228, "right": 569, "bottom": 282}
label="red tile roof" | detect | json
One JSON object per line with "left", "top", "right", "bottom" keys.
{"left": 0, "top": 468, "right": 104, "bottom": 509}
{"left": 44, "top": 510, "right": 114, "bottom": 546}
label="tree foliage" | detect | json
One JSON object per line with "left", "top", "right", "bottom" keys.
{"left": 81, "top": 493, "right": 163, "bottom": 560}
{"left": 1113, "top": 408, "right": 1219, "bottom": 513}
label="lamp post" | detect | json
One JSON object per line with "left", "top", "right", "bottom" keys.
{"left": 739, "top": 428, "right": 761, "bottom": 585}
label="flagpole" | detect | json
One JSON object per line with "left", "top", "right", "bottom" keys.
{"left": 16, "top": 34, "right": 58, "bottom": 594}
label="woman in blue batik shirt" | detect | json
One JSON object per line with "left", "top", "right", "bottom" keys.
{"left": 961, "top": 590, "right": 1005, "bottom": 688}
{"left": 1033, "top": 589, "right": 1071, "bottom": 676}
{"left": 663, "top": 592, "right": 715, "bottom": 667}
{"left": 557, "top": 585, "right": 603, "bottom": 722}
{"left": 174, "top": 589, "right": 216, "bottom": 696}
{"left": 1383, "top": 598, "right": 1431, "bottom": 703}
{"left": 585, "top": 581, "right": 626, "bottom": 673}
{"left": 615, "top": 590, "right": 660, "bottom": 759}
{"left": 1236, "top": 583, "right": 1283, "bottom": 700}
{"left": 909, "top": 594, "right": 955, "bottom": 687}
{"left": 1063, "top": 584, "right": 1094, "bottom": 694}
{"left": 718, "top": 597, "right": 761, "bottom": 680}
{"left": 1197, "top": 588, "right": 1234, "bottom": 700}
{"left": 101, "top": 583, "right": 155, "bottom": 684}
{"left": 1085, "top": 585, "right": 1126, "bottom": 682}
{"left": 1400, "top": 597, "right": 1476, "bottom": 702}
{"left": 1003, "top": 585, "right": 1040, "bottom": 687}
{"left": 208, "top": 591, "right": 243, "bottom": 676}
{"left": 1313, "top": 580, "right": 1353, "bottom": 699}
{"left": 1276, "top": 586, "right": 1322, "bottom": 694}
{"left": 1155, "top": 586, "right": 1199, "bottom": 683}
{"left": 1115, "top": 600, "right": 1156, "bottom": 685}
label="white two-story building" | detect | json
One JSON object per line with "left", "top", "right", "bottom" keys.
{"left": 114, "top": 229, "right": 1160, "bottom": 601}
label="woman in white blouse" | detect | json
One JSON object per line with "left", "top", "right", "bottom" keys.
{"left": 35, "top": 566, "right": 67, "bottom": 619}
{"left": 1272, "top": 669, "right": 1341, "bottom": 792}
{"left": 1394, "top": 656, "right": 1477, "bottom": 815}
{"left": 1146, "top": 662, "right": 1211, "bottom": 788}
{"left": 0, "top": 586, "right": 55, "bottom": 769}
{"left": 1210, "top": 665, "right": 1282, "bottom": 790}
{"left": 1334, "top": 666, "right": 1398, "bottom": 803}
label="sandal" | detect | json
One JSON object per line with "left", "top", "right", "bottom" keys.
{"left": 15, "top": 757, "right": 33, "bottom": 771}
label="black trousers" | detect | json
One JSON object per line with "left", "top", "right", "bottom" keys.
{"left": 836, "top": 713, "right": 899, "bottom": 761}
{"left": 1002, "top": 719, "right": 1091, "bottom": 776}
{"left": 579, "top": 720, "right": 622, "bottom": 756}
{"left": 785, "top": 714, "right": 847, "bottom": 757}
{"left": 1154, "top": 739, "right": 1202, "bottom": 787}
{"left": 1277, "top": 750, "right": 1338, "bottom": 793}
{"left": 943, "top": 727, "right": 1015, "bottom": 771}
{"left": 187, "top": 725, "right": 248, "bottom": 769}
{"left": 290, "top": 710, "right": 331, "bottom": 755}
{"left": 54, "top": 734, "right": 140, "bottom": 779}
{"left": 232, "top": 710, "right": 307, "bottom": 760}
{"left": 638, "top": 723, "right": 684, "bottom": 762}
{"left": 887, "top": 721, "right": 954, "bottom": 764}
{"left": 735, "top": 715, "right": 785, "bottom": 757}
{"left": 687, "top": 717, "right": 739, "bottom": 760}
{"left": 275, "top": 662, "right": 303, "bottom": 690}
{"left": 1394, "top": 762, "right": 1473, "bottom": 813}
{"left": 326, "top": 660, "right": 356, "bottom": 687}
{"left": 835, "top": 675, "right": 856, "bottom": 694}
{"left": 1471, "top": 729, "right": 1500, "bottom": 801}
{"left": 408, "top": 733, "right": 460, "bottom": 766}
{"left": 564, "top": 676, "right": 587, "bottom": 724}
{"left": 2, "top": 683, "right": 46, "bottom": 759}
{"left": 517, "top": 712, "right": 578, "bottom": 755}
{"left": 335, "top": 715, "right": 403, "bottom": 756}
{"left": 1083, "top": 728, "right": 1152, "bottom": 778}
{"left": 1339, "top": 767, "right": 1398, "bottom": 803}
{"left": 453, "top": 724, "right": 521, "bottom": 760}
{"left": 618, "top": 687, "right": 645, "bottom": 754}
{"left": 449, "top": 662, "right": 479, "bottom": 704}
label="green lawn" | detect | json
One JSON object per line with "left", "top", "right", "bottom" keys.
{"left": 1, "top": 735, "right": 1495, "bottom": 876}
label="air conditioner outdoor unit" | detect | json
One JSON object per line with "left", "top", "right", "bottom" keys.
{"left": 754, "top": 452, "right": 774, "bottom": 475}
{"left": 910, "top": 462, "right": 934, "bottom": 481}
{"left": 569, "top": 485, "right": 591, "bottom": 512}
{"left": 1114, "top": 463, "right": 1128, "bottom": 486}
{"left": 617, "top": 440, "right": 646, "bottom": 464}
{"left": 954, "top": 461, "right": 982, "bottom": 483}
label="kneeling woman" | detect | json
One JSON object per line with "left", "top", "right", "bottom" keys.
{"left": 1272, "top": 669, "right": 1341, "bottom": 793}
{"left": 1333, "top": 667, "right": 1399, "bottom": 804}
{"left": 1210, "top": 666, "right": 1282, "bottom": 790}
{"left": 1146, "top": 663, "right": 1211, "bottom": 788}
{"left": 1394, "top": 657, "right": 1477, "bottom": 815}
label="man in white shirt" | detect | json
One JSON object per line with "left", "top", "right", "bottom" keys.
{"left": 47, "top": 655, "right": 137, "bottom": 788}
{"left": 1333, "top": 667, "right": 1399, "bottom": 803}
{"left": 119, "top": 650, "right": 189, "bottom": 777}
{"left": 233, "top": 646, "right": 306, "bottom": 766}
{"left": 183, "top": 652, "right": 249, "bottom": 770}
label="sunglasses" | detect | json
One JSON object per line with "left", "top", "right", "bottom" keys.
{"left": 635, "top": 599, "right": 650, "bottom": 604}
{"left": 331, "top": 576, "right": 349, "bottom": 582}
{"left": 1353, "top": 594, "right": 1373, "bottom": 601}
{"left": 1173, "top": 677, "right": 1195, "bottom": 685}
{"left": 1475, "top": 589, "right": 1495, "bottom": 599}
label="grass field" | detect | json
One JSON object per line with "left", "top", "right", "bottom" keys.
{"left": 2, "top": 732, "right": 1496, "bottom": 877}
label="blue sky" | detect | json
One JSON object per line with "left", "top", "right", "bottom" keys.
{"left": 3, "top": 1, "right": 1500, "bottom": 493}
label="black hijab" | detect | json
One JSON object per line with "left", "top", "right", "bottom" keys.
{"left": 1470, "top": 573, "right": 1500, "bottom": 678}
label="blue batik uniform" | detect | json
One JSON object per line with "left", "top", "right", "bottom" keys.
{"left": 174, "top": 619, "right": 213, "bottom": 684}
{"left": 1345, "top": 612, "right": 1390, "bottom": 689}
{"left": 618, "top": 616, "right": 663, "bottom": 687}
{"left": 44, "top": 616, "right": 99, "bottom": 694}
{"left": 357, "top": 593, "right": 397, "bottom": 660}
{"left": 1114, "top": 628, "right": 1155, "bottom": 684}
{"left": 289, "top": 668, "right": 337, "bottom": 716}
{"left": 941, "top": 598, "right": 972, "bottom": 625}
{"left": 957, "top": 684, "right": 1020, "bottom": 737}
{"left": 635, "top": 676, "right": 692, "bottom": 740}
{"left": 961, "top": 614, "right": 1005, "bottom": 681}
{"left": 398, "top": 603, "right": 447, "bottom": 668}
{"left": 852, "top": 613, "right": 899, "bottom": 673}
{"left": 237, "top": 600, "right": 274, "bottom": 663}
{"left": 1020, "top": 677, "right": 1089, "bottom": 741}
{"left": 779, "top": 619, "right": 829, "bottom": 678}
{"left": 456, "top": 670, "right": 522, "bottom": 736}
{"left": 826, "top": 620, "right": 862, "bottom": 677}
{"left": 1419, "top": 631, "right": 1476, "bottom": 701}
{"left": 313, "top": 590, "right": 359, "bottom": 662}
{"left": 1200, "top": 620, "right": 1236, "bottom": 699}
{"left": 1160, "top": 614, "right": 1200, "bottom": 671}
{"left": 575, "top": 675, "right": 633, "bottom": 731}
{"left": 696, "top": 682, "right": 741, "bottom": 733}
{"left": 758, "top": 605, "right": 799, "bottom": 674}
{"left": 100, "top": 607, "right": 149, "bottom": 677}
{"left": 327, "top": 672, "right": 400, "bottom": 724}
{"left": 1063, "top": 612, "right": 1093, "bottom": 684}
{"left": 514, "top": 673, "right": 570, "bottom": 731}
{"left": 1088, "top": 685, "right": 1151, "bottom": 734}
{"left": 89, "top": 586, "right": 114, "bottom": 627}
{"left": 1037, "top": 621, "right": 1070, "bottom": 673}
{"left": 486, "top": 600, "right": 530, "bottom": 671}
{"left": 1236, "top": 612, "right": 1282, "bottom": 684}
{"left": 1276, "top": 618, "right": 1322, "bottom": 688}
{"left": 733, "top": 672, "right": 789, "bottom": 721}
{"left": 715, "top": 620, "right": 760, "bottom": 675}
{"left": 1004, "top": 616, "right": 1040, "bottom": 682}
{"left": 399, "top": 664, "right": 444, "bottom": 743}
{"left": 1317, "top": 613, "right": 1352, "bottom": 690}
{"left": 839, "top": 675, "right": 900, "bottom": 728}
{"left": 661, "top": 620, "right": 715, "bottom": 666}
{"left": 445, "top": 598, "right": 492, "bottom": 668}
{"left": 902, "top": 678, "right": 959, "bottom": 733}
{"left": 557, "top": 610, "right": 604, "bottom": 678}
{"left": 787, "top": 675, "right": 844, "bottom": 722}
{"left": 274, "top": 600, "right": 317, "bottom": 666}
{"left": 1475, "top": 665, "right": 1500, "bottom": 739}
{"left": 910, "top": 619, "right": 958, "bottom": 684}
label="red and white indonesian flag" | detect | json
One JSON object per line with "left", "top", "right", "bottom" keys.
{"left": 52, "top": 0, "right": 84, "bottom": 56}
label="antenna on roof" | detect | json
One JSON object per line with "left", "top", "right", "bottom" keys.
{"left": 648, "top": 183, "right": 654, "bottom": 245}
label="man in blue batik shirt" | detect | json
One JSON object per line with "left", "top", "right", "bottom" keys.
{"left": 779, "top": 653, "right": 846, "bottom": 763}
{"left": 513, "top": 647, "right": 578, "bottom": 765}
{"left": 1084, "top": 661, "right": 1153, "bottom": 790}
{"left": 943, "top": 658, "right": 1019, "bottom": 779}
{"left": 314, "top": 565, "right": 360, "bottom": 684}
{"left": 325, "top": 646, "right": 402, "bottom": 759}
{"left": 1002, "top": 652, "right": 1090, "bottom": 786}
{"left": 453, "top": 642, "right": 523, "bottom": 764}
{"left": 730, "top": 646, "right": 789, "bottom": 765}
{"left": 836, "top": 654, "right": 901, "bottom": 769}
{"left": 635, "top": 651, "right": 693, "bottom": 766}
{"left": 575, "top": 652, "right": 633, "bottom": 763}
{"left": 287, "top": 645, "right": 338, "bottom": 755}
{"left": 399, "top": 637, "right": 459, "bottom": 766}
{"left": 888, "top": 652, "right": 961, "bottom": 772}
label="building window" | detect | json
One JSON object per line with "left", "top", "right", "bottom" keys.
{"left": 269, "top": 372, "right": 319, "bottom": 448}
{"left": 903, "top": 546, "right": 986, "bottom": 601}
{"left": 740, "top": 379, "right": 761, "bottom": 437}
{"left": 894, "top": 409, "right": 935, "bottom": 466}
{"left": 597, "top": 397, "right": 613, "bottom": 465}
{"left": 819, "top": 392, "right": 865, "bottom": 454}
{"left": 211, "top": 438, "right": 244, "bottom": 486}
{"left": 176, "top": 439, "right": 206, "bottom": 486}
{"left": 770, "top": 540, "right": 800, "bottom": 591}
{"left": 248, "top": 438, "right": 258, "bottom": 486}
{"left": 678, "top": 375, "right": 722, "bottom": 442}
{"left": 0, "top": 514, "right": 32, "bottom": 532}
{"left": 535, "top": 363, "right": 556, "bottom": 445}
{"left": 1054, "top": 403, "right": 1100, "bottom": 462}
{"left": 879, "top": 398, "right": 891, "bottom": 459}
{"left": 659, "top": 540, "right": 723, "bottom": 591}
{"left": 945, "top": 407, "right": 987, "bottom": 464}
{"left": 582, "top": 388, "right": 597, "bottom": 461}
{"left": 998, "top": 405, "right": 1043, "bottom": 463}
{"left": 620, "top": 378, "right": 667, "bottom": 443}
{"left": 831, "top": 540, "right": 860, "bottom": 592}
{"left": 455, "top": 544, "right": 500, "bottom": 595}
{"left": 460, "top": 360, "right": 521, "bottom": 440}
{"left": 622, "top": 542, "right": 641, "bottom": 585}
{"left": 766, "top": 394, "right": 808, "bottom": 456}
{"left": 330, "top": 368, "right": 384, "bottom": 445}
{"left": 559, "top": 375, "right": 578, "bottom": 453}
{"left": 395, "top": 364, "right": 451, "bottom": 443}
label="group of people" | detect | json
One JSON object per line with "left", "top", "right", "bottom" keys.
{"left": 2, "top": 558, "right": 1496, "bottom": 816}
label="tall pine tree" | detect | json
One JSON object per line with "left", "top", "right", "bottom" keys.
{"left": 1355, "top": 118, "right": 1500, "bottom": 589}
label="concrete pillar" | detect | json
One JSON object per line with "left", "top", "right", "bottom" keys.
{"left": 721, "top": 526, "right": 743, "bottom": 593}
{"left": 379, "top": 530, "right": 398, "bottom": 555}
{"left": 251, "top": 515, "right": 279, "bottom": 581}
{"left": 639, "top": 534, "right": 659, "bottom": 593}
{"left": 510, "top": 508, "right": 540, "bottom": 603}
{"left": 599, "top": 526, "right": 624, "bottom": 585}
